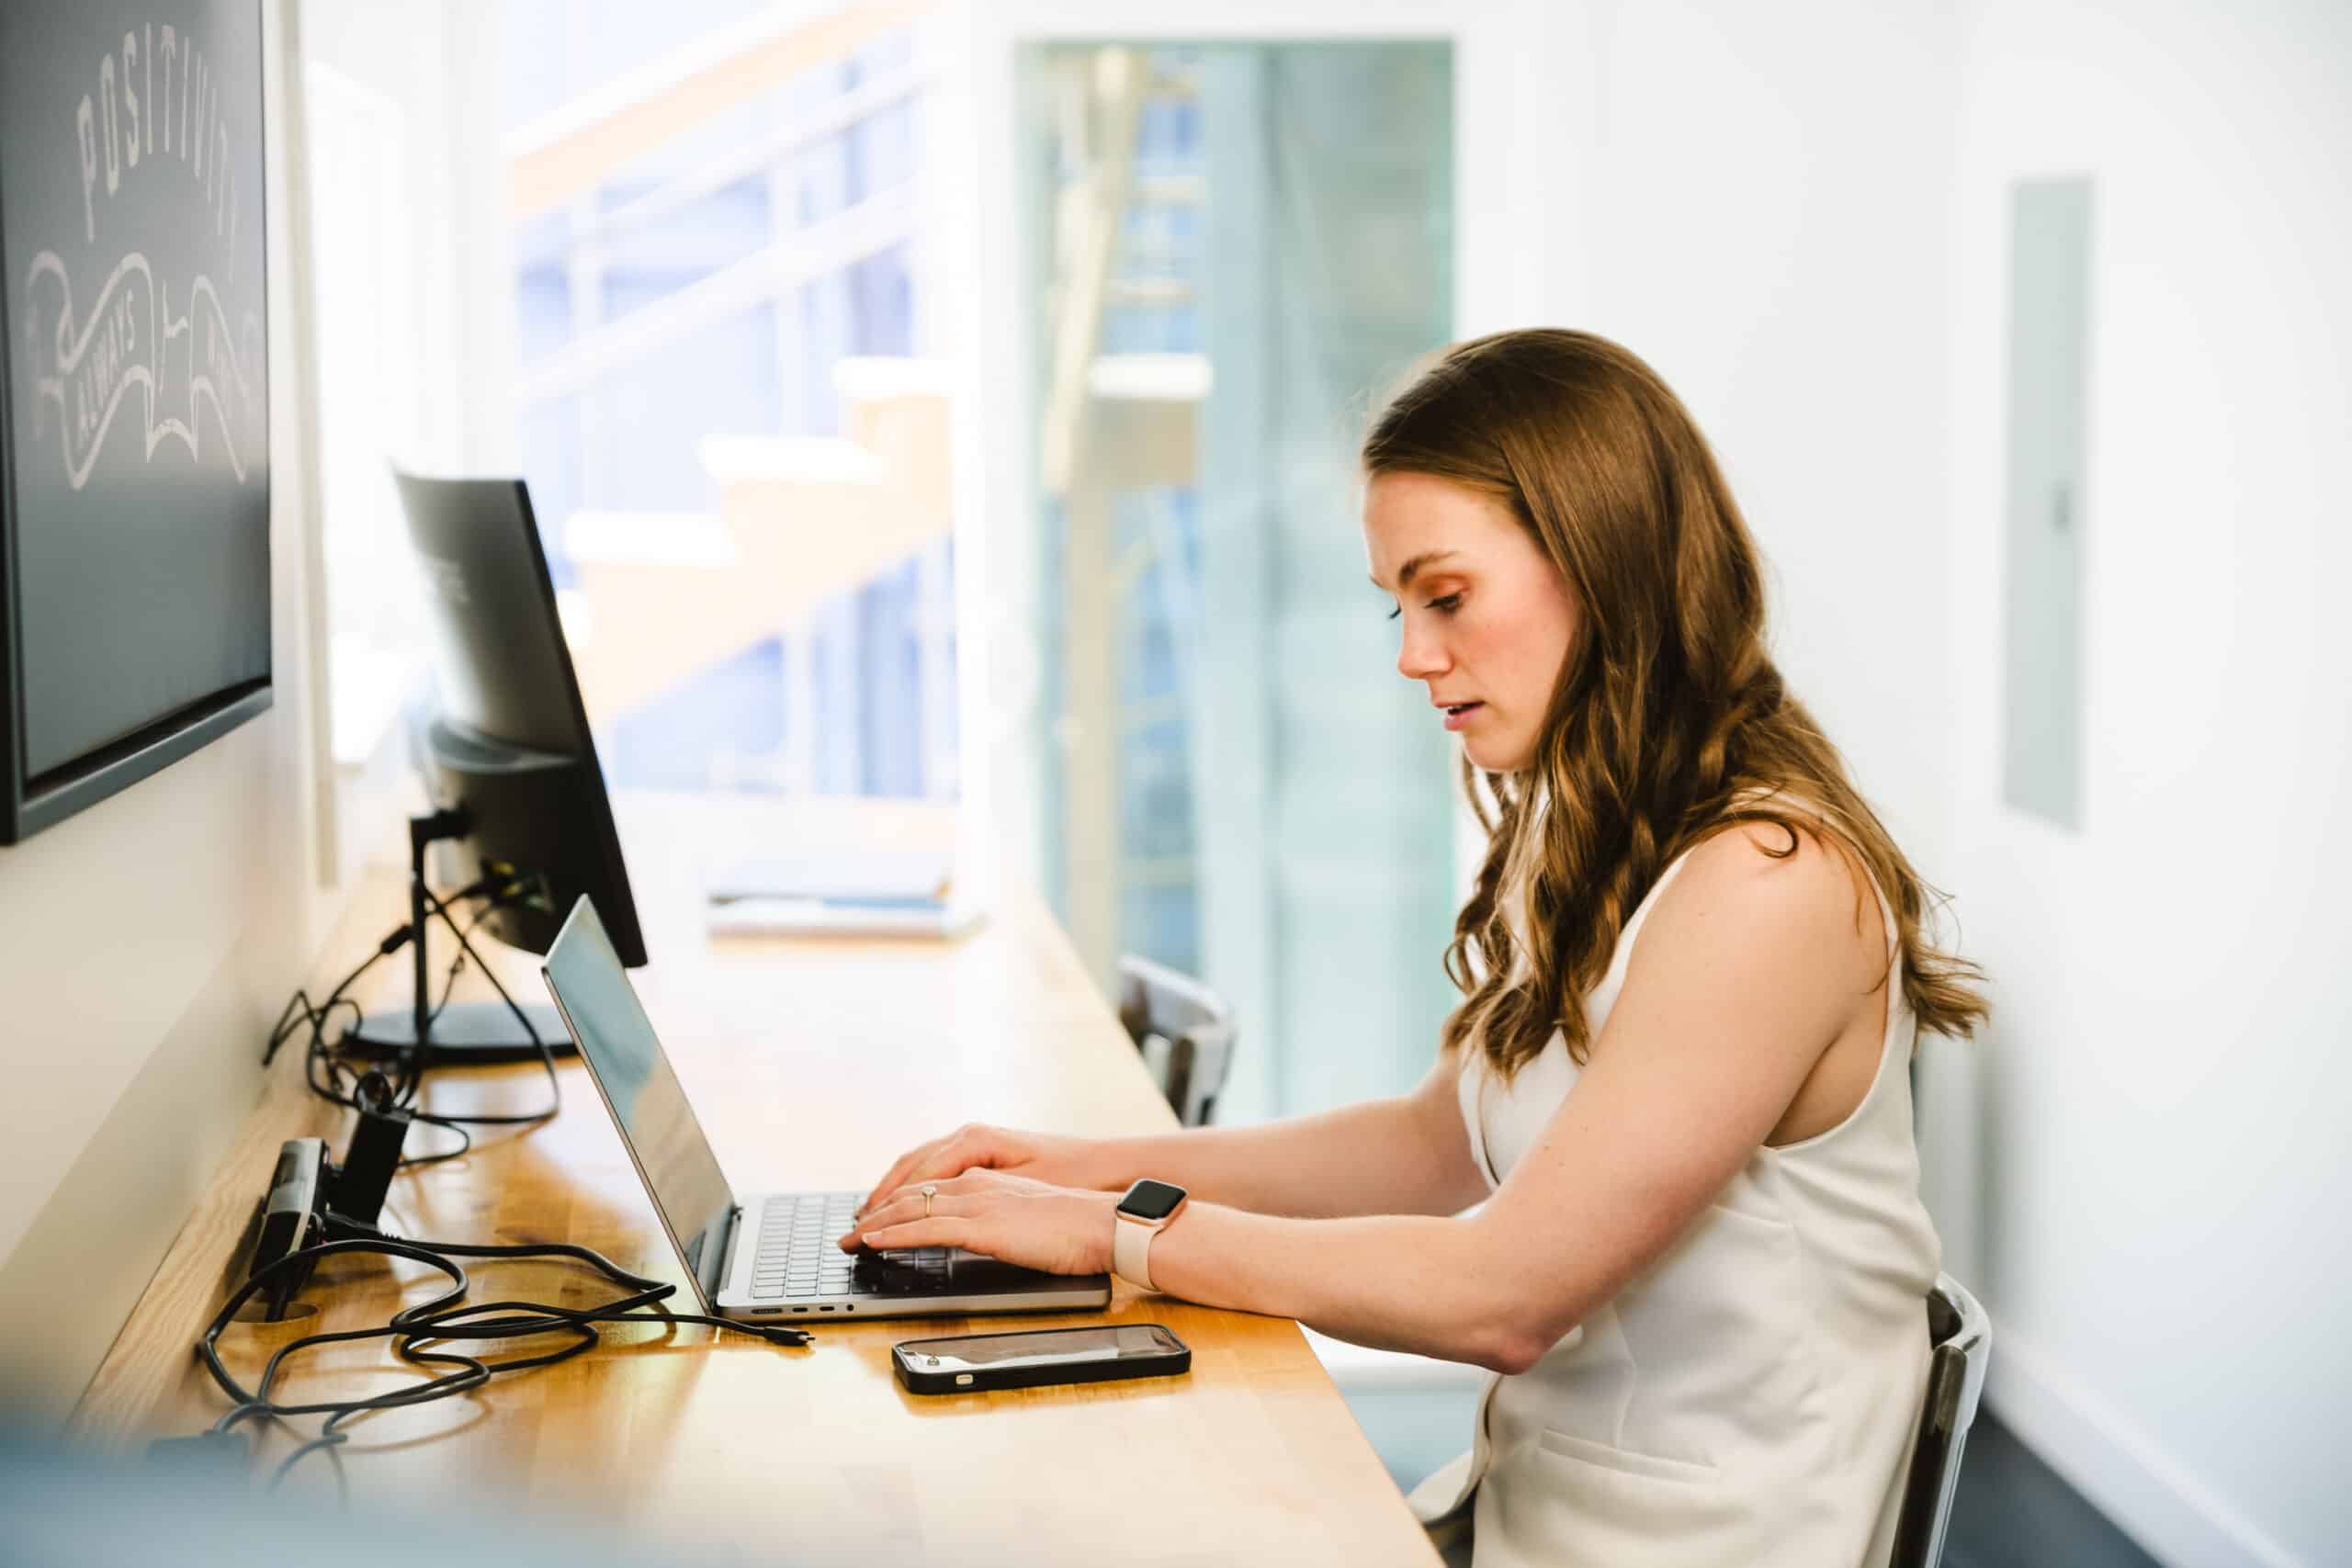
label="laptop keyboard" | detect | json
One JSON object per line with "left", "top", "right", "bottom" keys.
{"left": 749, "top": 1192, "right": 954, "bottom": 1300}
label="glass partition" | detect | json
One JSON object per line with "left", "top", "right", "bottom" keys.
{"left": 1020, "top": 41, "right": 1459, "bottom": 1119}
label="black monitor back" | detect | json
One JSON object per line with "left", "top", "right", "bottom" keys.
{"left": 396, "top": 470, "right": 646, "bottom": 968}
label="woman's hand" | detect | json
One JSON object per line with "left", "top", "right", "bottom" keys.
{"left": 856, "top": 1122, "right": 1102, "bottom": 1216}
{"left": 838, "top": 1169, "right": 1121, "bottom": 1278}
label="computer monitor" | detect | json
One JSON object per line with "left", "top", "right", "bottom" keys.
{"left": 341, "top": 470, "right": 647, "bottom": 1064}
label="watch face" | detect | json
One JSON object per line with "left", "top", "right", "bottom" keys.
{"left": 1119, "top": 1179, "right": 1187, "bottom": 1222}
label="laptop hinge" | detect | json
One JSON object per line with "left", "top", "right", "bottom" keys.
{"left": 707, "top": 1202, "right": 744, "bottom": 1303}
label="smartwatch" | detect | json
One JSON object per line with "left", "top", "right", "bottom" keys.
{"left": 1112, "top": 1179, "right": 1189, "bottom": 1291}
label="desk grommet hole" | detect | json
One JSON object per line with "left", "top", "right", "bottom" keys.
{"left": 227, "top": 1302, "right": 321, "bottom": 1332}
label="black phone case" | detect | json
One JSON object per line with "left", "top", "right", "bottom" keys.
{"left": 892, "top": 1325, "right": 1192, "bottom": 1394}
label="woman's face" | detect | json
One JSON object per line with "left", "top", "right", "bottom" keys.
{"left": 1363, "top": 469, "right": 1580, "bottom": 773}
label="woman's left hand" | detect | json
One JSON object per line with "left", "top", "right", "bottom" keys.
{"left": 838, "top": 1169, "right": 1121, "bottom": 1277}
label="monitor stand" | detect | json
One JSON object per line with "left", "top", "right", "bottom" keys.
{"left": 338, "top": 807, "right": 580, "bottom": 1066}
{"left": 338, "top": 1001, "right": 576, "bottom": 1066}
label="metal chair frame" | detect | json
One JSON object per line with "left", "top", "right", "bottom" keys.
{"left": 1114, "top": 954, "right": 1237, "bottom": 1128}
{"left": 1889, "top": 1272, "right": 1993, "bottom": 1568}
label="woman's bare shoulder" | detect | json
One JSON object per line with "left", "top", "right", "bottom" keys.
{"left": 1639, "top": 818, "right": 1886, "bottom": 992}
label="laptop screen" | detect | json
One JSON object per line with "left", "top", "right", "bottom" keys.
{"left": 541, "top": 897, "right": 737, "bottom": 1306}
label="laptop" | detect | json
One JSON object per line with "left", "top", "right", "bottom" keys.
{"left": 540, "top": 896, "right": 1112, "bottom": 1323}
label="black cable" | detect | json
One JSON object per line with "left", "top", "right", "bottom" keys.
{"left": 386, "top": 882, "right": 563, "bottom": 1129}
{"left": 268, "top": 1418, "right": 355, "bottom": 1495}
{"left": 194, "top": 1226, "right": 809, "bottom": 1494}
{"left": 232, "top": 888, "right": 774, "bottom": 1495}
{"left": 395, "top": 1118, "right": 472, "bottom": 1170}
{"left": 394, "top": 899, "right": 502, "bottom": 1162}
{"left": 266, "top": 881, "right": 458, "bottom": 1088}
{"left": 424, "top": 901, "right": 485, "bottom": 1032}
{"left": 262, "top": 944, "right": 386, "bottom": 1069}
{"left": 271, "top": 876, "right": 562, "bottom": 1156}
{"left": 379, "top": 878, "right": 503, "bottom": 1110}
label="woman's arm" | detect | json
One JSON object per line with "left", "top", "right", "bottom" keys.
{"left": 1075, "top": 1050, "right": 1489, "bottom": 1217}
{"left": 1143, "top": 825, "right": 1886, "bottom": 1368}
{"left": 859, "top": 1047, "right": 1489, "bottom": 1222}
{"left": 847, "top": 826, "right": 1887, "bottom": 1373}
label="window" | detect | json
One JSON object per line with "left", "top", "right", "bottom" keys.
{"left": 503, "top": 3, "right": 954, "bottom": 806}
{"left": 1020, "top": 42, "right": 1460, "bottom": 1119}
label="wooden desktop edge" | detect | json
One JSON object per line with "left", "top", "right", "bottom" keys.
{"left": 59, "top": 859, "right": 1438, "bottom": 1562}
{"left": 65, "top": 854, "right": 426, "bottom": 1448}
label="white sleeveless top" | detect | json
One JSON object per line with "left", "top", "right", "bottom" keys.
{"left": 1407, "top": 835, "right": 1940, "bottom": 1568}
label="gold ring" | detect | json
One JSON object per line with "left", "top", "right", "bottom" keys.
{"left": 922, "top": 1183, "right": 935, "bottom": 1219}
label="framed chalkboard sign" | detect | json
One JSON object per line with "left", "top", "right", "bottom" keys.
{"left": 0, "top": 0, "right": 271, "bottom": 843}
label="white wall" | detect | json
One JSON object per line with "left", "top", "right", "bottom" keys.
{"left": 0, "top": 1, "right": 334, "bottom": 1417}
{"left": 1946, "top": 3, "right": 2352, "bottom": 1563}
{"left": 1530, "top": 0, "right": 1965, "bottom": 876}
{"left": 0, "top": 0, "right": 507, "bottom": 1420}
{"left": 300, "top": 0, "right": 511, "bottom": 476}
{"left": 1533, "top": 0, "right": 1992, "bottom": 1351}
{"left": 1533, "top": 3, "right": 2351, "bottom": 1562}
{"left": 294, "top": 0, "right": 506, "bottom": 884}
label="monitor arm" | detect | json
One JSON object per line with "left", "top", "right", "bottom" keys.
{"left": 406, "top": 807, "right": 474, "bottom": 1052}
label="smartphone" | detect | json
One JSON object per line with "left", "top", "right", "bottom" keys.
{"left": 891, "top": 1323, "right": 1191, "bottom": 1394}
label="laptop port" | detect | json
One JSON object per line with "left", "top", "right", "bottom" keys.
{"left": 818, "top": 1305, "right": 835, "bottom": 1311}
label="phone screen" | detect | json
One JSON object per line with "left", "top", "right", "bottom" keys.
{"left": 899, "top": 1325, "right": 1179, "bottom": 1374}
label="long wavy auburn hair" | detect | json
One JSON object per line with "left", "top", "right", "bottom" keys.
{"left": 1363, "top": 329, "right": 1986, "bottom": 1081}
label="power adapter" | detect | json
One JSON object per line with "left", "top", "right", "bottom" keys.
{"left": 328, "top": 1094, "right": 412, "bottom": 1227}
{"left": 246, "top": 1139, "right": 328, "bottom": 1320}
{"left": 242, "top": 1089, "right": 411, "bottom": 1320}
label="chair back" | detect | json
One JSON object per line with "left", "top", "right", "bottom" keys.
{"left": 1889, "top": 1272, "right": 1993, "bottom": 1568}
{"left": 1114, "top": 955, "right": 1237, "bottom": 1127}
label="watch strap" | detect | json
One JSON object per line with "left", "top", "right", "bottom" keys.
{"left": 1113, "top": 1213, "right": 1158, "bottom": 1292}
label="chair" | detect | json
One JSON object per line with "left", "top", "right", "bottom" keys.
{"left": 1114, "top": 954, "right": 1238, "bottom": 1127}
{"left": 1889, "top": 1272, "right": 1994, "bottom": 1568}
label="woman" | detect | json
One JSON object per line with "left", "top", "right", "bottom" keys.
{"left": 839, "top": 328, "right": 1986, "bottom": 1567}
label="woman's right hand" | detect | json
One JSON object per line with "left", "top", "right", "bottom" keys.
{"left": 856, "top": 1123, "right": 1108, "bottom": 1218}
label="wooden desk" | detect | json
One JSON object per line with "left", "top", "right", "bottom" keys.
{"left": 68, "top": 794, "right": 1439, "bottom": 1565}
